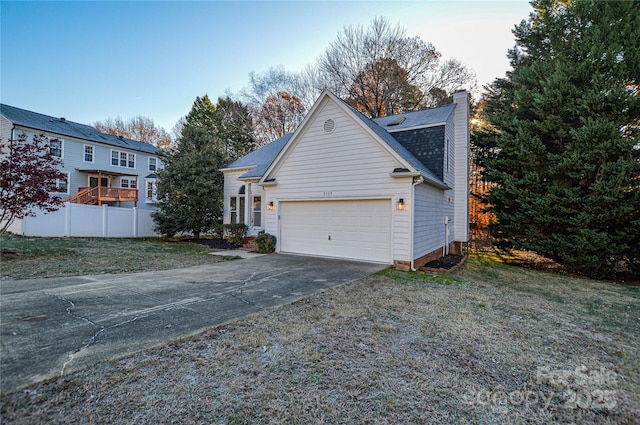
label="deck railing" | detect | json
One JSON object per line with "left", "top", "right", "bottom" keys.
{"left": 63, "top": 187, "right": 138, "bottom": 206}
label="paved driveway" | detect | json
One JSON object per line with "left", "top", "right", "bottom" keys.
{"left": 0, "top": 254, "right": 385, "bottom": 394}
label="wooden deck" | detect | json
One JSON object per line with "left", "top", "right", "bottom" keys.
{"left": 63, "top": 187, "right": 138, "bottom": 207}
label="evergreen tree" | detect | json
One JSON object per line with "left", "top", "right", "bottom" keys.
{"left": 153, "top": 95, "right": 257, "bottom": 238}
{"left": 473, "top": 0, "right": 640, "bottom": 278}
{"left": 213, "top": 96, "right": 258, "bottom": 160}
{"left": 152, "top": 126, "right": 225, "bottom": 238}
{"left": 184, "top": 95, "right": 217, "bottom": 132}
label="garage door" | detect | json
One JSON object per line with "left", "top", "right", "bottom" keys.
{"left": 280, "top": 200, "right": 392, "bottom": 263}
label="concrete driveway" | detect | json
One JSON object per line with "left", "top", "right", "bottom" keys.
{"left": 0, "top": 254, "right": 385, "bottom": 394}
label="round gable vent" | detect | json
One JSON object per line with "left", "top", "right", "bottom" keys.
{"left": 323, "top": 119, "right": 335, "bottom": 134}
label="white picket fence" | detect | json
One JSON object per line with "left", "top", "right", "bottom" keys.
{"left": 6, "top": 203, "right": 159, "bottom": 237}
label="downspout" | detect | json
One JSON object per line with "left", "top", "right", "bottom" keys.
{"left": 409, "top": 176, "right": 424, "bottom": 271}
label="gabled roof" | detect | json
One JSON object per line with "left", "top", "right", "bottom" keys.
{"left": 342, "top": 102, "right": 448, "bottom": 189}
{"left": 0, "top": 104, "right": 160, "bottom": 155}
{"left": 220, "top": 133, "right": 292, "bottom": 180}
{"left": 372, "top": 104, "right": 455, "bottom": 131}
{"left": 221, "top": 90, "right": 455, "bottom": 190}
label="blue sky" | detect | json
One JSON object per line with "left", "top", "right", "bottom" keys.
{"left": 1, "top": 1, "right": 531, "bottom": 134}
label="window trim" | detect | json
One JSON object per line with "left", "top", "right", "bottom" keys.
{"left": 230, "top": 196, "right": 238, "bottom": 224}
{"left": 148, "top": 157, "right": 157, "bottom": 172}
{"left": 121, "top": 178, "right": 137, "bottom": 189}
{"left": 110, "top": 149, "right": 136, "bottom": 169}
{"left": 145, "top": 178, "right": 157, "bottom": 203}
{"left": 83, "top": 144, "right": 95, "bottom": 163}
{"left": 252, "top": 196, "right": 262, "bottom": 227}
{"left": 55, "top": 172, "right": 69, "bottom": 194}
{"left": 50, "top": 138, "right": 64, "bottom": 159}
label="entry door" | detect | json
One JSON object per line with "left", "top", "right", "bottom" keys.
{"left": 89, "top": 177, "right": 109, "bottom": 188}
{"left": 279, "top": 200, "right": 392, "bottom": 263}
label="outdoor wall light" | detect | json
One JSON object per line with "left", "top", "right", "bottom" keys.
{"left": 396, "top": 198, "right": 406, "bottom": 210}
{"left": 268, "top": 201, "right": 275, "bottom": 210}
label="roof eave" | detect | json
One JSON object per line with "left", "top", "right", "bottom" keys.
{"left": 390, "top": 171, "right": 421, "bottom": 178}
{"left": 258, "top": 179, "right": 278, "bottom": 187}
{"left": 219, "top": 165, "right": 256, "bottom": 173}
{"left": 421, "top": 173, "right": 450, "bottom": 190}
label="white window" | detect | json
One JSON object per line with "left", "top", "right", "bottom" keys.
{"left": 54, "top": 173, "right": 69, "bottom": 194}
{"left": 50, "top": 139, "right": 63, "bottom": 158}
{"left": 230, "top": 197, "right": 237, "bottom": 223}
{"left": 83, "top": 145, "right": 94, "bottom": 163}
{"left": 111, "top": 150, "right": 136, "bottom": 168}
{"left": 122, "top": 179, "right": 137, "bottom": 189}
{"left": 145, "top": 179, "right": 157, "bottom": 203}
{"left": 252, "top": 196, "right": 262, "bottom": 227}
{"left": 149, "top": 157, "right": 157, "bottom": 171}
{"left": 229, "top": 195, "right": 245, "bottom": 224}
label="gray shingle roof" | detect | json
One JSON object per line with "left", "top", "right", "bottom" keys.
{"left": 1, "top": 104, "right": 160, "bottom": 155}
{"left": 221, "top": 133, "right": 292, "bottom": 179}
{"left": 372, "top": 104, "right": 455, "bottom": 130}
{"left": 220, "top": 94, "right": 453, "bottom": 190}
{"left": 345, "top": 103, "right": 448, "bottom": 188}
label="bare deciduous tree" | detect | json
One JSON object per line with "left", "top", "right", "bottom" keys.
{"left": 253, "top": 91, "right": 305, "bottom": 144}
{"left": 318, "top": 17, "right": 475, "bottom": 117}
{"left": 94, "top": 116, "right": 173, "bottom": 151}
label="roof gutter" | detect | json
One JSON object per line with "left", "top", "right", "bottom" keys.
{"left": 219, "top": 165, "right": 256, "bottom": 173}
{"left": 420, "top": 173, "right": 450, "bottom": 190}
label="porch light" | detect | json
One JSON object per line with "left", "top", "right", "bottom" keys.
{"left": 396, "top": 198, "right": 406, "bottom": 210}
{"left": 268, "top": 201, "right": 275, "bottom": 210}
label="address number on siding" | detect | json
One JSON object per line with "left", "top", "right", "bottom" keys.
{"left": 322, "top": 191, "right": 333, "bottom": 197}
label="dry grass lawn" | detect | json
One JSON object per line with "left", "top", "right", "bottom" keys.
{"left": 0, "top": 235, "right": 227, "bottom": 280}
{"left": 1, "top": 254, "right": 638, "bottom": 424}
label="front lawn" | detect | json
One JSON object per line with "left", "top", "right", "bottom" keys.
{"left": 0, "top": 234, "right": 226, "bottom": 280}
{"left": 2, "top": 254, "right": 638, "bottom": 424}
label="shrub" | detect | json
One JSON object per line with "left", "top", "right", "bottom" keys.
{"left": 222, "top": 224, "right": 247, "bottom": 246}
{"left": 255, "top": 232, "right": 277, "bottom": 253}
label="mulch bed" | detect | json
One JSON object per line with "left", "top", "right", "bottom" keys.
{"left": 421, "top": 254, "right": 465, "bottom": 272}
{"left": 184, "top": 238, "right": 241, "bottom": 250}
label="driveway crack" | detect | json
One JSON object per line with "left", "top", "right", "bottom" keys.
{"left": 47, "top": 293, "right": 145, "bottom": 377}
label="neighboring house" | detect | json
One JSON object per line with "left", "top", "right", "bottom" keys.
{"left": 221, "top": 89, "right": 469, "bottom": 269}
{"left": 1, "top": 104, "right": 162, "bottom": 210}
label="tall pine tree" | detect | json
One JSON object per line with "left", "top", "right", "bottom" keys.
{"left": 152, "top": 95, "right": 257, "bottom": 238}
{"left": 474, "top": 0, "right": 640, "bottom": 278}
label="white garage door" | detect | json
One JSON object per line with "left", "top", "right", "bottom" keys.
{"left": 280, "top": 200, "right": 392, "bottom": 263}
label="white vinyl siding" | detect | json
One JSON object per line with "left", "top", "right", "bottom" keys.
{"left": 280, "top": 200, "right": 392, "bottom": 263}
{"left": 452, "top": 92, "right": 470, "bottom": 242}
{"left": 413, "top": 184, "right": 452, "bottom": 258}
{"left": 263, "top": 99, "right": 413, "bottom": 262}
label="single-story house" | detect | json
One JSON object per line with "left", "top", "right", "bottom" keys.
{"left": 221, "top": 89, "right": 469, "bottom": 269}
